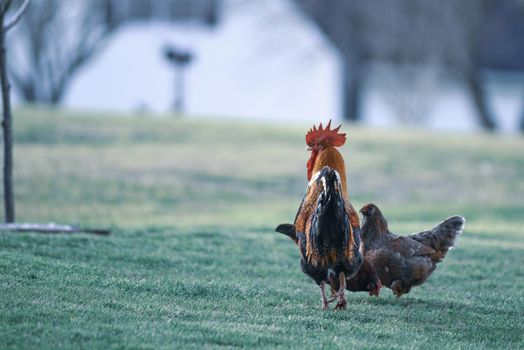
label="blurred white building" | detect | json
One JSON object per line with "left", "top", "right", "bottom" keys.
{"left": 45, "top": 0, "right": 523, "bottom": 131}
{"left": 63, "top": 0, "right": 339, "bottom": 123}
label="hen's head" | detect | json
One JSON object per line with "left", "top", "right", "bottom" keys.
{"left": 360, "top": 203, "right": 381, "bottom": 218}
{"left": 360, "top": 203, "right": 388, "bottom": 238}
{"left": 305, "top": 120, "right": 346, "bottom": 180}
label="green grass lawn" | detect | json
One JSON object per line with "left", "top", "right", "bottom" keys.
{"left": 1, "top": 107, "right": 523, "bottom": 349}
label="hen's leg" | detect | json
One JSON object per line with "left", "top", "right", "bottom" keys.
{"left": 363, "top": 260, "right": 382, "bottom": 297}
{"left": 319, "top": 281, "right": 330, "bottom": 310}
{"left": 334, "top": 272, "right": 347, "bottom": 310}
{"left": 368, "top": 279, "right": 382, "bottom": 297}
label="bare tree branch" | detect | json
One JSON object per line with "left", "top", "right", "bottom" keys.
{"left": 9, "top": 0, "right": 117, "bottom": 104}
{"left": 0, "top": 0, "right": 14, "bottom": 16}
{"left": 3, "top": 0, "right": 29, "bottom": 31}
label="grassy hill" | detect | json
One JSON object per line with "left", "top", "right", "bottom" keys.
{"left": 1, "top": 108, "right": 523, "bottom": 349}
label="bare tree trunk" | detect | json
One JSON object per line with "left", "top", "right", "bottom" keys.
{"left": 0, "top": 8, "right": 14, "bottom": 223}
{"left": 520, "top": 91, "right": 524, "bottom": 133}
{"left": 342, "top": 61, "right": 363, "bottom": 122}
{"left": 465, "top": 69, "right": 497, "bottom": 131}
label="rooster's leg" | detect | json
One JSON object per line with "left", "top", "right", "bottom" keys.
{"left": 319, "top": 281, "right": 331, "bottom": 310}
{"left": 334, "top": 272, "right": 347, "bottom": 310}
{"left": 328, "top": 275, "right": 337, "bottom": 298}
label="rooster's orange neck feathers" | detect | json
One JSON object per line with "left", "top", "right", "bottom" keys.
{"left": 311, "top": 146, "right": 348, "bottom": 198}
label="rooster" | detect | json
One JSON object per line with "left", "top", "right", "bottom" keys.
{"left": 293, "top": 166, "right": 363, "bottom": 309}
{"left": 360, "top": 203, "right": 465, "bottom": 297}
{"left": 276, "top": 121, "right": 371, "bottom": 309}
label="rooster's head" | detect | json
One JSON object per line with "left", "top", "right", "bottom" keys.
{"left": 305, "top": 120, "right": 346, "bottom": 180}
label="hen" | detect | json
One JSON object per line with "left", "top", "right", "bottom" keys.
{"left": 360, "top": 203, "right": 465, "bottom": 297}
{"left": 276, "top": 121, "right": 372, "bottom": 309}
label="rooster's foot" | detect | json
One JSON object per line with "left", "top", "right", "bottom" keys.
{"left": 334, "top": 272, "right": 347, "bottom": 310}
{"left": 334, "top": 295, "right": 347, "bottom": 310}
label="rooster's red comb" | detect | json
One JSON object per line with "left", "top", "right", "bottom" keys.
{"left": 305, "top": 120, "right": 346, "bottom": 147}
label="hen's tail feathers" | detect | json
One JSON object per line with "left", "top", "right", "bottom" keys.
{"left": 410, "top": 216, "right": 465, "bottom": 263}
{"left": 275, "top": 223, "right": 297, "bottom": 243}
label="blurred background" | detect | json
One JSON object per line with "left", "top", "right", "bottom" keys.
{"left": 3, "top": 0, "right": 524, "bottom": 228}
{"left": 8, "top": 0, "right": 524, "bottom": 133}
